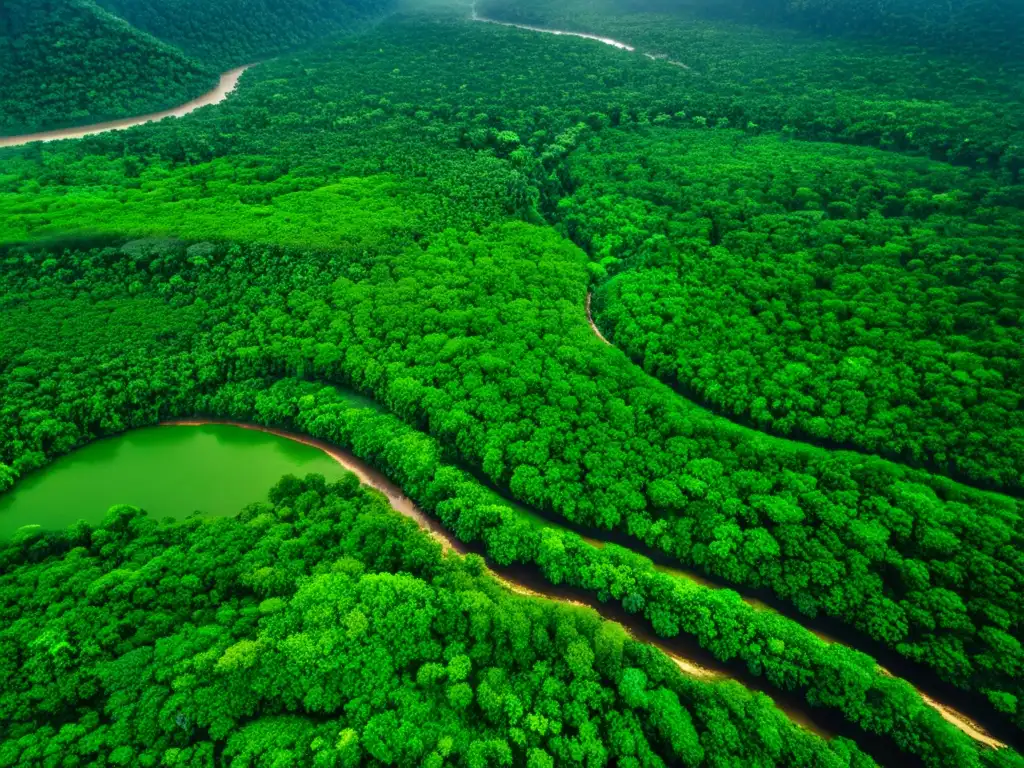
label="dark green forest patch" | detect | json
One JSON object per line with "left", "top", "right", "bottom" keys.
{"left": 0, "top": 0, "right": 216, "bottom": 135}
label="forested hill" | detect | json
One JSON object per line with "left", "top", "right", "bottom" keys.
{"left": 94, "top": 0, "right": 398, "bottom": 68}
{"left": 0, "top": 0, "right": 396, "bottom": 136}
{"left": 0, "top": 0, "right": 215, "bottom": 135}
{"left": 574, "top": 0, "right": 1024, "bottom": 56}
{"left": 731, "top": 0, "right": 1024, "bottom": 56}
{"left": 475, "top": 0, "right": 1024, "bottom": 171}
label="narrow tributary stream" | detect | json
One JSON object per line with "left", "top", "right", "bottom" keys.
{"left": 583, "top": 296, "right": 1007, "bottom": 750}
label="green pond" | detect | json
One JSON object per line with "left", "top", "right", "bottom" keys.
{"left": 0, "top": 424, "right": 349, "bottom": 539}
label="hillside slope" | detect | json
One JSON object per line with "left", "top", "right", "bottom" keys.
{"left": 733, "top": 0, "right": 1024, "bottom": 55}
{"left": 95, "top": 0, "right": 396, "bottom": 68}
{"left": 0, "top": 0, "right": 216, "bottom": 135}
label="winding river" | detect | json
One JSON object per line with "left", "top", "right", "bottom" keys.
{"left": 0, "top": 66, "right": 251, "bottom": 150}
{"left": 471, "top": 3, "right": 691, "bottom": 69}
{"left": 0, "top": 421, "right": 827, "bottom": 737}
{"left": 1, "top": 420, "right": 1007, "bottom": 750}
{"left": 584, "top": 292, "right": 1007, "bottom": 750}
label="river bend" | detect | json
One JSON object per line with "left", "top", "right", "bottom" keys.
{"left": 0, "top": 66, "right": 251, "bottom": 150}
{"left": 471, "top": 4, "right": 691, "bottom": 69}
{"left": 583, "top": 294, "right": 1006, "bottom": 749}
{"left": 170, "top": 421, "right": 1005, "bottom": 749}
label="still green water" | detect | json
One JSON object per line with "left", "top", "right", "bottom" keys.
{"left": 0, "top": 424, "right": 348, "bottom": 538}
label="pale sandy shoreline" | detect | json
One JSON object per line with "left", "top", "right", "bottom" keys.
{"left": 0, "top": 65, "right": 252, "bottom": 149}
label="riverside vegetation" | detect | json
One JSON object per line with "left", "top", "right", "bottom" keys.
{"left": 0, "top": 0, "right": 215, "bottom": 134}
{"left": 0, "top": 0, "right": 395, "bottom": 135}
{"left": 0, "top": 0, "right": 1021, "bottom": 766}
{"left": 0, "top": 472, "right": 873, "bottom": 768}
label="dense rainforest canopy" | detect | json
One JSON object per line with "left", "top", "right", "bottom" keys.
{"left": 4, "top": 474, "right": 873, "bottom": 767}
{"left": 0, "top": 0, "right": 394, "bottom": 135}
{"left": 0, "top": 0, "right": 1022, "bottom": 766}
{"left": 94, "top": 0, "right": 399, "bottom": 68}
{"left": 562, "top": 128, "right": 1023, "bottom": 488}
{"left": 0, "top": 0, "right": 214, "bottom": 134}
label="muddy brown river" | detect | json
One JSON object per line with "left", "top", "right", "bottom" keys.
{"left": 0, "top": 66, "right": 251, "bottom": 150}
{"left": 160, "top": 420, "right": 1007, "bottom": 750}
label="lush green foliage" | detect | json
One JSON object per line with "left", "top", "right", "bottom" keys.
{"left": 731, "top": 0, "right": 1024, "bottom": 54}
{"left": 224, "top": 377, "right": 1011, "bottom": 768}
{"left": 3, "top": 473, "right": 870, "bottom": 767}
{"left": 557, "top": 127, "right": 1023, "bottom": 489}
{"left": 1, "top": 231, "right": 1021, "bottom": 764}
{"left": 277, "top": 225, "right": 1024, "bottom": 734}
{"left": 1, "top": 1, "right": 1023, "bottom": 764}
{"left": 0, "top": 0, "right": 215, "bottom": 134}
{"left": 95, "top": 0, "right": 395, "bottom": 68}
{"left": 477, "top": 0, "right": 1024, "bottom": 170}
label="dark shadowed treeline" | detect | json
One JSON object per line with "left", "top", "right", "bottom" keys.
{"left": 94, "top": 0, "right": 397, "bottom": 68}
{"left": 521, "top": 0, "right": 1024, "bottom": 56}
{"left": 730, "top": 0, "right": 1024, "bottom": 55}
{"left": 0, "top": 0, "right": 215, "bottom": 134}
